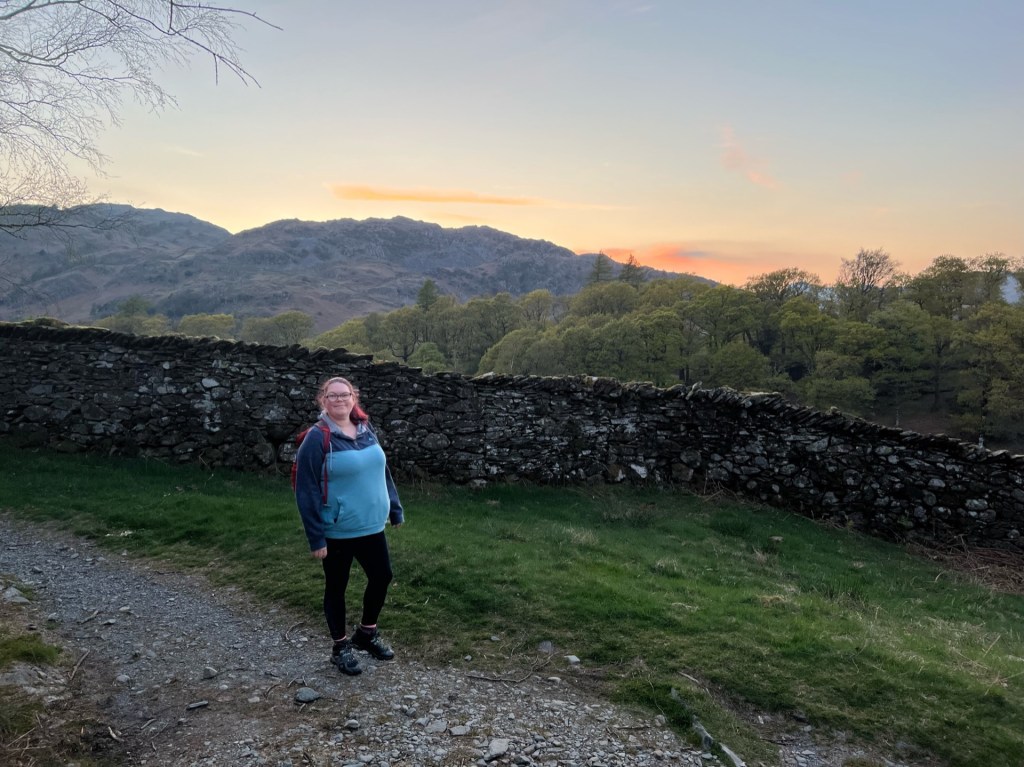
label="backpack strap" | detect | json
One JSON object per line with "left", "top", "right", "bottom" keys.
{"left": 317, "top": 422, "right": 331, "bottom": 505}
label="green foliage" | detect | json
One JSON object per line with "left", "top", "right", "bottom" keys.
{"left": 91, "top": 294, "right": 170, "bottom": 335}
{"left": 865, "top": 301, "right": 936, "bottom": 408}
{"left": 239, "top": 310, "right": 314, "bottom": 346}
{"left": 407, "top": 341, "right": 448, "bottom": 374}
{"left": 777, "top": 296, "right": 838, "bottom": 379}
{"left": 2, "top": 442, "right": 1024, "bottom": 767}
{"left": 568, "top": 281, "right": 640, "bottom": 319}
{"left": 177, "top": 312, "right": 236, "bottom": 339}
{"left": 638, "top": 275, "right": 711, "bottom": 308}
{"left": 743, "top": 268, "right": 823, "bottom": 355}
{"left": 907, "top": 255, "right": 977, "bottom": 320}
{"left": 683, "top": 285, "right": 759, "bottom": 351}
{"left": 518, "top": 289, "right": 558, "bottom": 326}
{"left": 310, "top": 317, "right": 372, "bottom": 352}
{"left": 954, "top": 303, "right": 1024, "bottom": 439}
{"left": 300, "top": 250, "right": 1024, "bottom": 447}
{"left": 477, "top": 328, "right": 539, "bottom": 375}
{"left": 93, "top": 312, "right": 170, "bottom": 335}
{"left": 800, "top": 351, "right": 875, "bottom": 415}
{"left": 705, "top": 340, "right": 772, "bottom": 390}
{"left": 379, "top": 305, "right": 425, "bottom": 362}
{"left": 116, "top": 295, "right": 153, "bottom": 316}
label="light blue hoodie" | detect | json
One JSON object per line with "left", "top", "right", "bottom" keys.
{"left": 294, "top": 414, "right": 404, "bottom": 550}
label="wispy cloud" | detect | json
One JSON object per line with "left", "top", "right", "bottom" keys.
{"left": 719, "top": 126, "right": 779, "bottom": 189}
{"left": 328, "top": 184, "right": 619, "bottom": 210}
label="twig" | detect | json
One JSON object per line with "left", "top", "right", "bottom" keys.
{"left": 467, "top": 656, "right": 552, "bottom": 684}
{"left": 678, "top": 671, "right": 706, "bottom": 689}
{"left": 4, "top": 724, "right": 37, "bottom": 747}
{"left": 70, "top": 649, "right": 91, "bottom": 682}
{"left": 985, "top": 668, "right": 1024, "bottom": 695}
{"left": 983, "top": 634, "right": 1001, "bottom": 656}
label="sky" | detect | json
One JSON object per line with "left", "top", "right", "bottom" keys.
{"left": 78, "top": 0, "right": 1023, "bottom": 286}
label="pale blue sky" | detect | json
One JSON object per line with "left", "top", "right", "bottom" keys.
{"left": 81, "top": 0, "right": 1023, "bottom": 284}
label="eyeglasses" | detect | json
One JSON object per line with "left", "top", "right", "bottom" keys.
{"left": 324, "top": 392, "right": 353, "bottom": 402}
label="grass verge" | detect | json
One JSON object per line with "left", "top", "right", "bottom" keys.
{"left": 1, "top": 441, "right": 1022, "bottom": 766}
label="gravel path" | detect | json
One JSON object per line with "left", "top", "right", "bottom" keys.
{"left": 1, "top": 515, "right": 910, "bottom": 767}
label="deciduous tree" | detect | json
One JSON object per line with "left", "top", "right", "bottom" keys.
{"left": 177, "top": 313, "right": 236, "bottom": 339}
{"left": 955, "top": 303, "right": 1024, "bottom": 442}
{"left": 379, "top": 306, "right": 424, "bottom": 362}
{"left": 744, "top": 268, "right": 822, "bottom": 355}
{"left": 776, "top": 296, "right": 838, "bottom": 379}
{"left": 518, "top": 289, "right": 557, "bottom": 326}
{"left": 309, "top": 318, "right": 371, "bottom": 353}
{"left": 407, "top": 341, "right": 448, "bottom": 374}
{"left": 568, "top": 281, "right": 639, "bottom": 318}
{"left": 705, "top": 340, "right": 772, "bottom": 391}
{"left": 683, "top": 285, "right": 759, "bottom": 351}
{"left": 832, "top": 248, "right": 904, "bottom": 321}
{"left": 240, "top": 310, "right": 312, "bottom": 346}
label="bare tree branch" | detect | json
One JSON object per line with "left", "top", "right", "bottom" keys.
{"left": 0, "top": 1, "right": 278, "bottom": 235}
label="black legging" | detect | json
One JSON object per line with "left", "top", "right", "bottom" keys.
{"left": 322, "top": 531, "right": 394, "bottom": 641}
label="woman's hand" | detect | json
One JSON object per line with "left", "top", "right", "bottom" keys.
{"left": 311, "top": 547, "right": 328, "bottom": 559}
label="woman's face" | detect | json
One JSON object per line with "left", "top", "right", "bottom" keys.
{"left": 321, "top": 381, "right": 356, "bottom": 423}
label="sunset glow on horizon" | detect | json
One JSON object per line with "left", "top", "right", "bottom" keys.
{"left": 79, "top": 0, "right": 1021, "bottom": 288}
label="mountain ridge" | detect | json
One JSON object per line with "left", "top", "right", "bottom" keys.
{"left": 0, "top": 205, "right": 700, "bottom": 332}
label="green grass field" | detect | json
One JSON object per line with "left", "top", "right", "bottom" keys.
{"left": 1, "top": 441, "right": 1022, "bottom": 767}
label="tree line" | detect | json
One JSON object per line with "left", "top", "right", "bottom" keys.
{"left": 94, "top": 249, "right": 1024, "bottom": 447}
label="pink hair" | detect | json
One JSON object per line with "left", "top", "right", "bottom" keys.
{"left": 317, "top": 376, "right": 369, "bottom": 423}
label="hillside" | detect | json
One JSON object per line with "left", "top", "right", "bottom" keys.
{"left": 0, "top": 205, "right": 690, "bottom": 331}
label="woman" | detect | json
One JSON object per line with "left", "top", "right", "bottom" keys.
{"left": 294, "top": 376, "right": 404, "bottom": 675}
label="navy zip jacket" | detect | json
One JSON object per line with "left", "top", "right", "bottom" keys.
{"left": 294, "top": 416, "right": 404, "bottom": 551}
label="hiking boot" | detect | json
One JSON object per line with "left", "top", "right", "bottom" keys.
{"left": 352, "top": 627, "right": 395, "bottom": 661}
{"left": 330, "top": 640, "right": 362, "bottom": 675}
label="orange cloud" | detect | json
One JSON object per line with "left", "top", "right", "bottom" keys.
{"left": 584, "top": 241, "right": 801, "bottom": 286}
{"left": 328, "top": 184, "right": 620, "bottom": 210}
{"left": 720, "top": 126, "right": 779, "bottom": 189}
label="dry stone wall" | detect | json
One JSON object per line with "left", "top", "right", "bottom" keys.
{"left": 2, "top": 320, "right": 1022, "bottom": 553}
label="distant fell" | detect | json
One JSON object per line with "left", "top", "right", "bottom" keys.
{"left": 0, "top": 205, "right": 699, "bottom": 331}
